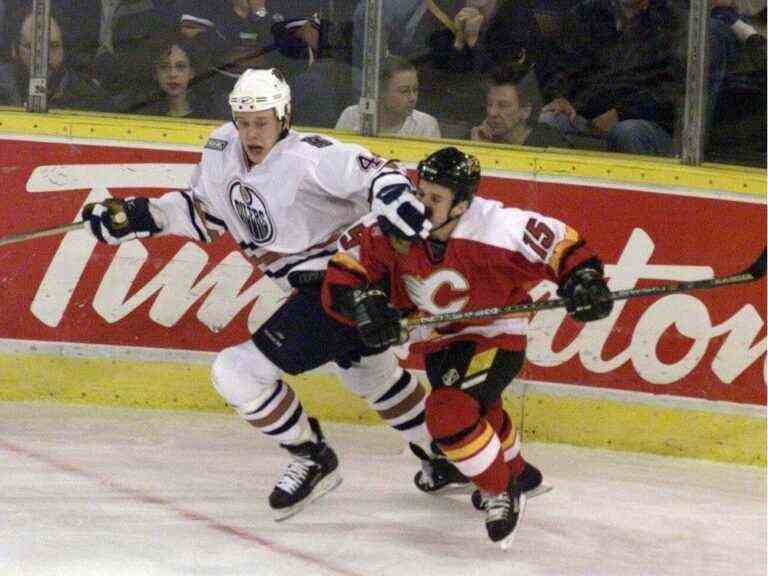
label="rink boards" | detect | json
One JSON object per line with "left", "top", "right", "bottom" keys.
{"left": 0, "top": 110, "right": 765, "bottom": 465}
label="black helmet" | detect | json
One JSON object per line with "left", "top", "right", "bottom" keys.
{"left": 417, "top": 147, "right": 481, "bottom": 206}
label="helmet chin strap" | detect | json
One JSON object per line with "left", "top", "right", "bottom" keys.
{"left": 428, "top": 214, "right": 459, "bottom": 236}
{"left": 278, "top": 115, "right": 291, "bottom": 140}
{"left": 424, "top": 204, "right": 463, "bottom": 238}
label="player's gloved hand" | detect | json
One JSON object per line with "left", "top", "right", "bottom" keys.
{"left": 371, "top": 182, "right": 432, "bottom": 241}
{"left": 349, "top": 288, "right": 406, "bottom": 350}
{"left": 81, "top": 197, "right": 161, "bottom": 245}
{"left": 557, "top": 263, "right": 613, "bottom": 322}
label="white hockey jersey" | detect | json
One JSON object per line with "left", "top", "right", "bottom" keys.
{"left": 151, "top": 123, "right": 405, "bottom": 292}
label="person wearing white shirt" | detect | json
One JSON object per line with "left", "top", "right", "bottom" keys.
{"left": 336, "top": 56, "right": 441, "bottom": 138}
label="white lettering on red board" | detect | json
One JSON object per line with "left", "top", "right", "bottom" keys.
{"left": 25, "top": 167, "right": 766, "bottom": 387}
{"left": 525, "top": 228, "right": 765, "bottom": 385}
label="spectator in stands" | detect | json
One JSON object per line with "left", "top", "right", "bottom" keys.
{"left": 708, "top": 0, "right": 765, "bottom": 65}
{"left": 176, "top": 0, "right": 344, "bottom": 128}
{"left": 93, "top": 0, "right": 180, "bottom": 110}
{"left": 703, "top": 0, "right": 766, "bottom": 165}
{"left": 97, "top": 0, "right": 179, "bottom": 55}
{"left": 0, "top": 4, "right": 111, "bottom": 110}
{"left": 351, "top": 1, "right": 454, "bottom": 69}
{"left": 335, "top": 56, "right": 440, "bottom": 138}
{"left": 441, "top": 0, "right": 551, "bottom": 81}
{"left": 131, "top": 34, "right": 224, "bottom": 119}
{"left": 470, "top": 62, "right": 572, "bottom": 148}
{"left": 351, "top": 1, "right": 551, "bottom": 128}
{"left": 537, "top": 0, "right": 687, "bottom": 156}
{"left": 53, "top": 0, "right": 103, "bottom": 72}
{"left": 177, "top": 1, "right": 326, "bottom": 82}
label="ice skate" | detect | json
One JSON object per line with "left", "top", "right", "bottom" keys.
{"left": 484, "top": 477, "right": 527, "bottom": 550}
{"left": 471, "top": 462, "right": 551, "bottom": 511}
{"left": 410, "top": 442, "right": 471, "bottom": 494}
{"left": 270, "top": 417, "right": 341, "bottom": 521}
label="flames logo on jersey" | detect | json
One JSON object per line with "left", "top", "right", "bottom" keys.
{"left": 403, "top": 270, "right": 470, "bottom": 315}
{"left": 229, "top": 180, "right": 275, "bottom": 244}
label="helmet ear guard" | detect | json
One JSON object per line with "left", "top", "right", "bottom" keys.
{"left": 417, "top": 147, "right": 481, "bottom": 207}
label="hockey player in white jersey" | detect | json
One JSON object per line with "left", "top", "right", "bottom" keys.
{"left": 81, "top": 68, "right": 467, "bottom": 520}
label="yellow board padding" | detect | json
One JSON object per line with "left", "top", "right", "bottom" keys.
{"left": 0, "top": 108, "right": 764, "bottom": 197}
{"left": 1, "top": 352, "right": 763, "bottom": 466}
{"left": 0, "top": 352, "right": 378, "bottom": 424}
{"left": 523, "top": 393, "right": 766, "bottom": 466}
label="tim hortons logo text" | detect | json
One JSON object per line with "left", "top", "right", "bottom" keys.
{"left": 23, "top": 166, "right": 766, "bottom": 388}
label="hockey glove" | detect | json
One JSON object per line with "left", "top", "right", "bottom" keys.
{"left": 371, "top": 182, "right": 432, "bottom": 241}
{"left": 82, "top": 197, "right": 161, "bottom": 245}
{"left": 349, "top": 288, "right": 406, "bottom": 351}
{"left": 557, "top": 261, "right": 613, "bottom": 322}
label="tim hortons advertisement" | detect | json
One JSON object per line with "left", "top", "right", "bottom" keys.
{"left": 0, "top": 138, "right": 764, "bottom": 406}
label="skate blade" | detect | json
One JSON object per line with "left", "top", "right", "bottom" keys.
{"left": 423, "top": 482, "right": 473, "bottom": 496}
{"left": 273, "top": 471, "right": 343, "bottom": 522}
{"left": 527, "top": 483, "right": 553, "bottom": 500}
{"left": 499, "top": 492, "right": 528, "bottom": 551}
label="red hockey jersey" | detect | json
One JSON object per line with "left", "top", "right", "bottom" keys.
{"left": 322, "top": 196, "right": 597, "bottom": 355}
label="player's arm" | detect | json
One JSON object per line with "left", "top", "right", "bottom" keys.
{"left": 514, "top": 211, "right": 612, "bottom": 323}
{"left": 81, "top": 164, "right": 225, "bottom": 245}
{"left": 313, "top": 143, "right": 432, "bottom": 241}
{"left": 321, "top": 217, "right": 406, "bottom": 350}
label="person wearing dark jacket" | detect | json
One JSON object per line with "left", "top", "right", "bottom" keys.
{"left": 471, "top": 62, "right": 573, "bottom": 148}
{"left": 0, "top": 5, "right": 111, "bottom": 112}
{"left": 538, "top": 0, "right": 685, "bottom": 156}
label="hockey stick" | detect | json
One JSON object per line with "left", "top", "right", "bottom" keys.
{"left": 0, "top": 221, "right": 85, "bottom": 247}
{"left": 403, "top": 249, "right": 766, "bottom": 328}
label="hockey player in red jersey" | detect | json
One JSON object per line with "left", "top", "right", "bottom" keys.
{"left": 321, "top": 147, "right": 613, "bottom": 548}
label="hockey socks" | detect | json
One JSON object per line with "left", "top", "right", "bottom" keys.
{"left": 425, "top": 388, "right": 511, "bottom": 496}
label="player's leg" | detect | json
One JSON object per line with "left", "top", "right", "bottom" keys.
{"left": 335, "top": 349, "right": 470, "bottom": 493}
{"left": 423, "top": 342, "right": 541, "bottom": 547}
{"left": 482, "top": 399, "right": 545, "bottom": 498}
{"left": 425, "top": 386, "right": 524, "bottom": 547}
{"left": 211, "top": 338, "right": 340, "bottom": 521}
{"left": 426, "top": 342, "right": 544, "bottom": 494}
{"left": 215, "top": 287, "right": 362, "bottom": 520}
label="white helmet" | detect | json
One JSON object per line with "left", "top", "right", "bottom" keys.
{"left": 229, "top": 68, "right": 291, "bottom": 120}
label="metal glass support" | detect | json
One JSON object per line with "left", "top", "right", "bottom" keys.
{"left": 359, "top": 0, "right": 383, "bottom": 136}
{"left": 681, "top": 0, "right": 710, "bottom": 165}
{"left": 27, "top": 0, "right": 51, "bottom": 113}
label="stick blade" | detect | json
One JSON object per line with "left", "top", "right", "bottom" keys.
{"left": 745, "top": 249, "right": 767, "bottom": 279}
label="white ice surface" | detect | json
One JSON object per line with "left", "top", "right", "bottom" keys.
{"left": 0, "top": 402, "right": 765, "bottom": 576}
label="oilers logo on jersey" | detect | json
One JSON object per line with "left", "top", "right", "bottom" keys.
{"left": 229, "top": 180, "right": 275, "bottom": 244}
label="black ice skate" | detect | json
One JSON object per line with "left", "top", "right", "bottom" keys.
{"left": 409, "top": 442, "right": 470, "bottom": 494}
{"left": 471, "top": 461, "right": 551, "bottom": 511}
{"left": 270, "top": 417, "right": 341, "bottom": 521}
{"left": 484, "top": 477, "right": 527, "bottom": 550}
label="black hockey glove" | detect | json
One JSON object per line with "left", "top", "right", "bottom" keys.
{"left": 557, "top": 260, "right": 613, "bottom": 322}
{"left": 82, "top": 197, "right": 161, "bottom": 245}
{"left": 349, "top": 288, "right": 405, "bottom": 351}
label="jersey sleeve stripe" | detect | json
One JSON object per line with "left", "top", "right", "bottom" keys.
{"left": 548, "top": 225, "right": 581, "bottom": 274}
{"left": 328, "top": 253, "right": 370, "bottom": 282}
{"left": 203, "top": 212, "right": 228, "bottom": 231}
{"left": 266, "top": 249, "right": 337, "bottom": 280}
{"left": 180, "top": 190, "right": 210, "bottom": 243}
